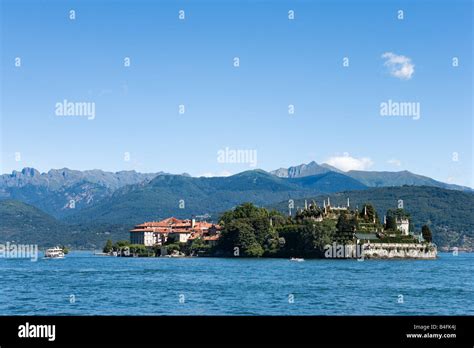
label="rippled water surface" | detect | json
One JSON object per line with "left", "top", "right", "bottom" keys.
{"left": 0, "top": 252, "right": 472, "bottom": 315}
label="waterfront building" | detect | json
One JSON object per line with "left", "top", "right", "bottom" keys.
{"left": 130, "top": 217, "right": 221, "bottom": 246}
{"left": 396, "top": 218, "right": 410, "bottom": 235}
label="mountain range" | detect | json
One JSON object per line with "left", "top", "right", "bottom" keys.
{"left": 0, "top": 163, "right": 472, "bottom": 249}
{"left": 1, "top": 163, "right": 470, "bottom": 219}
{"left": 270, "top": 161, "right": 471, "bottom": 191}
{"left": 0, "top": 167, "right": 162, "bottom": 217}
{"left": 62, "top": 170, "right": 366, "bottom": 225}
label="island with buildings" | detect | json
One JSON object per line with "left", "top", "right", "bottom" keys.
{"left": 103, "top": 198, "right": 437, "bottom": 259}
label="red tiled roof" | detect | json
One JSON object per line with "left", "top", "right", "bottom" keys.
{"left": 130, "top": 217, "right": 220, "bottom": 234}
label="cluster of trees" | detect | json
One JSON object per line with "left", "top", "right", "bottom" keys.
{"left": 333, "top": 203, "right": 381, "bottom": 241}
{"left": 215, "top": 203, "right": 337, "bottom": 258}
{"left": 276, "top": 219, "right": 336, "bottom": 257}
{"left": 216, "top": 203, "right": 287, "bottom": 257}
{"left": 103, "top": 239, "right": 153, "bottom": 256}
{"left": 358, "top": 204, "right": 380, "bottom": 223}
{"left": 331, "top": 204, "right": 414, "bottom": 234}
{"left": 162, "top": 238, "right": 213, "bottom": 256}
{"left": 295, "top": 201, "right": 324, "bottom": 220}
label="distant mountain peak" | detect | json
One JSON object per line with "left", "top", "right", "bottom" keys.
{"left": 21, "top": 167, "right": 40, "bottom": 177}
{"left": 270, "top": 161, "right": 337, "bottom": 178}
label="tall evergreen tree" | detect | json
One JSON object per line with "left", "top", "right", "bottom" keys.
{"left": 421, "top": 225, "right": 433, "bottom": 243}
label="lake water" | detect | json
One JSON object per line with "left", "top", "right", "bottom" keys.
{"left": 0, "top": 251, "right": 472, "bottom": 315}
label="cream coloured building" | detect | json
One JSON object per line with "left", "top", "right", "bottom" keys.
{"left": 396, "top": 218, "right": 410, "bottom": 235}
{"left": 130, "top": 217, "right": 221, "bottom": 246}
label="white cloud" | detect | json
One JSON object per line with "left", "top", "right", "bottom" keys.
{"left": 199, "top": 170, "right": 233, "bottom": 178}
{"left": 387, "top": 158, "right": 402, "bottom": 167}
{"left": 325, "top": 154, "right": 373, "bottom": 172}
{"left": 382, "top": 52, "right": 415, "bottom": 80}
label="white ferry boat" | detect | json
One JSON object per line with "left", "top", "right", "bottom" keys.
{"left": 44, "top": 247, "right": 65, "bottom": 259}
{"left": 290, "top": 257, "right": 304, "bottom": 262}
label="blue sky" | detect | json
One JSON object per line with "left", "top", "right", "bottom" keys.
{"left": 1, "top": 0, "right": 472, "bottom": 187}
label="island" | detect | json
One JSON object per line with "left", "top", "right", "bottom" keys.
{"left": 102, "top": 198, "right": 437, "bottom": 260}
